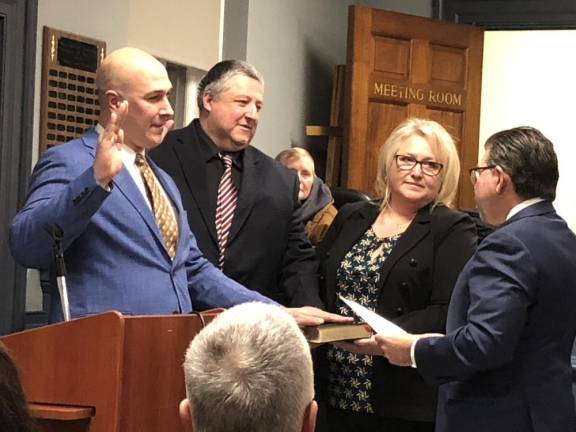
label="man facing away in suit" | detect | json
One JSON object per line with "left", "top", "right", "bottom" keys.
{"left": 374, "top": 126, "right": 576, "bottom": 432}
{"left": 9, "top": 47, "right": 345, "bottom": 327}
{"left": 180, "top": 302, "right": 317, "bottom": 432}
{"left": 150, "top": 60, "right": 323, "bottom": 308}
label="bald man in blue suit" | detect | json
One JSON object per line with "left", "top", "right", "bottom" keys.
{"left": 10, "top": 48, "right": 342, "bottom": 326}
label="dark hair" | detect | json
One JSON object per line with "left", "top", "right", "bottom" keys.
{"left": 485, "top": 126, "right": 558, "bottom": 200}
{"left": 196, "top": 60, "right": 263, "bottom": 111}
{"left": 0, "top": 342, "right": 37, "bottom": 432}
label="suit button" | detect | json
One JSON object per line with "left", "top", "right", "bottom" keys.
{"left": 409, "top": 258, "right": 418, "bottom": 267}
{"left": 400, "top": 282, "right": 408, "bottom": 288}
{"left": 396, "top": 307, "right": 404, "bottom": 314}
{"left": 319, "top": 275, "right": 325, "bottom": 281}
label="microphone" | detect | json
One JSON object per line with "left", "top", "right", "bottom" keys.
{"left": 44, "top": 224, "right": 71, "bottom": 321}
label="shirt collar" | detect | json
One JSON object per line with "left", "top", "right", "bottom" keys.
{"left": 195, "top": 119, "right": 244, "bottom": 169}
{"left": 506, "top": 197, "right": 545, "bottom": 221}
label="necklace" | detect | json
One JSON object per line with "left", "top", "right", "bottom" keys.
{"left": 372, "top": 207, "right": 413, "bottom": 239}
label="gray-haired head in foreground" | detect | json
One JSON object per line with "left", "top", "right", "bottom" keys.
{"left": 196, "top": 60, "right": 264, "bottom": 112}
{"left": 183, "top": 302, "right": 314, "bottom": 432}
{"left": 485, "top": 126, "right": 558, "bottom": 201}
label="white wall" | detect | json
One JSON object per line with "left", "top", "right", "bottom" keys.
{"left": 245, "top": 0, "right": 351, "bottom": 159}
{"left": 244, "top": 0, "right": 432, "bottom": 164}
{"left": 126, "top": 0, "right": 223, "bottom": 69}
{"left": 481, "top": 31, "right": 576, "bottom": 231}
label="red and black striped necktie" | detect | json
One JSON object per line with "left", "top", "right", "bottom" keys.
{"left": 215, "top": 154, "right": 238, "bottom": 269}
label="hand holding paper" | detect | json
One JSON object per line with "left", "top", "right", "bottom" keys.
{"left": 332, "top": 296, "right": 407, "bottom": 356}
{"left": 339, "top": 295, "right": 406, "bottom": 336}
{"left": 337, "top": 296, "right": 442, "bottom": 365}
{"left": 375, "top": 332, "right": 442, "bottom": 367}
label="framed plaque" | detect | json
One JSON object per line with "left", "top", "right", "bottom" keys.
{"left": 39, "top": 27, "right": 106, "bottom": 154}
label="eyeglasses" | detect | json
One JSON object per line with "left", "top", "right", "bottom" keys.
{"left": 469, "top": 165, "right": 496, "bottom": 184}
{"left": 394, "top": 154, "right": 443, "bottom": 176}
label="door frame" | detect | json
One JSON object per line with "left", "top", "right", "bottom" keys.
{"left": 0, "top": 0, "right": 37, "bottom": 334}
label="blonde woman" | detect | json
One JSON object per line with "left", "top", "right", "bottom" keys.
{"left": 315, "top": 118, "right": 477, "bottom": 432}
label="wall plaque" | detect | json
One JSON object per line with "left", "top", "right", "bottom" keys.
{"left": 39, "top": 27, "right": 106, "bottom": 153}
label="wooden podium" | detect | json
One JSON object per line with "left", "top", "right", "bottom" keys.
{"left": 0, "top": 310, "right": 221, "bottom": 432}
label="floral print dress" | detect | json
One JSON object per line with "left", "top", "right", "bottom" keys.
{"left": 327, "top": 227, "right": 400, "bottom": 413}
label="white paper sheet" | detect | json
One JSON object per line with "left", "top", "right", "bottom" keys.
{"left": 339, "top": 295, "right": 407, "bottom": 336}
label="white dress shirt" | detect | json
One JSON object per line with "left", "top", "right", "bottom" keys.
{"left": 94, "top": 124, "right": 176, "bottom": 217}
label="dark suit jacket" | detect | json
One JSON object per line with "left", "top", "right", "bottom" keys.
{"left": 9, "top": 129, "right": 274, "bottom": 322}
{"left": 150, "top": 120, "right": 322, "bottom": 307}
{"left": 316, "top": 200, "right": 477, "bottom": 421}
{"left": 416, "top": 201, "right": 576, "bottom": 432}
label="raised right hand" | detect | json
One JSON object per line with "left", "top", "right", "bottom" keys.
{"left": 94, "top": 101, "right": 128, "bottom": 188}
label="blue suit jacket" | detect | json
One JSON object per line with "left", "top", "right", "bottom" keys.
{"left": 415, "top": 201, "right": 576, "bottom": 432}
{"left": 10, "top": 129, "right": 273, "bottom": 322}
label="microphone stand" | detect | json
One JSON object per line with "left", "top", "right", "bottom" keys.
{"left": 46, "top": 224, "right": 71, "bottom": 321}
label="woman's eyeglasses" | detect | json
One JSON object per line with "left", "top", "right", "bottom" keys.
{"left": 394, "top": 154, "right": 443, "bottom": 176}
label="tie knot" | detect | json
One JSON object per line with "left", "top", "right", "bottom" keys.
{"left": 220, "top": 154, "right": 233, "bottom": 169}
{"left": 135, "top": 153, "right": 147, "bottom": 168}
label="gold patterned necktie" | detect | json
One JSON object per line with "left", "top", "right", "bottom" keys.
{"left": 135, "top": 153, "right": 179, "bottom": 259}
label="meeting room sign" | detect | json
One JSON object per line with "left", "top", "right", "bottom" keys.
{"left": 371, "top": 78, "right": 465, "bottom": 110}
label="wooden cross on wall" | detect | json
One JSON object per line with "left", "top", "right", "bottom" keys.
{"left": 305, "top": 65, "right": 345, "bottom": 187}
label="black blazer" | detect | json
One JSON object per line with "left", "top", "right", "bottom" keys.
{"left": 316, "top": 200, "right": 477, "bottom": 421}
{"left": 150, "top": 121, "right": 322, "bottom": 307}
{"left": 417, "top": 202, "right": 576, "bottom": 432}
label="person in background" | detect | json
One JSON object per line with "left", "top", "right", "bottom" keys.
{"left": 316, "top": 118, "right": 477, "bottom": 432}
{"left": 377, "top": 126, "right": 576, "bottom": 432}
{"left": 151, "top": 61, "right": 322, "bottom": 308}
{"left": 276, "top": 147, "right": 337, "bottom": 246}
{"left": 180, "top": 302, "right": 317, "bottom": 432}
{"left": 0, "top": 342, "right": 37, "bottom": 432}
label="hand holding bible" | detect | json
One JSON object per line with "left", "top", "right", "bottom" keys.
{"left": 286, "top": 306, "right": 353, "bottom": 327}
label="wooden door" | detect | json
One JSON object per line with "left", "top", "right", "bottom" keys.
{"left": 343, "top": 6, "right": 483, "bottom": 208}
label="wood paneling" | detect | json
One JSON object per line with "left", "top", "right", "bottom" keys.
{"left": 1, "top": 311, "right": 222, "bottom": 432}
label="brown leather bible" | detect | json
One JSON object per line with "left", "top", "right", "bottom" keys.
{"left": 303, "top": 323, "right": 372, "bottom": 344}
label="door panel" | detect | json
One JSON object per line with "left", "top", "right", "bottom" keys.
{"left": 343, "top": 6, "right": 483, "bottom": 208}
